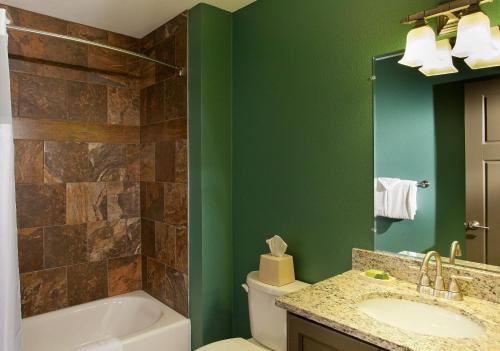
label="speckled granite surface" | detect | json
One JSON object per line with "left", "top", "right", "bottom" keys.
{"left": 277, "top": 270, "right": 500, "bottom": 351}
{"left": 377, "top": 251, "right": 500, "bottom": 274}
{"left": 353, "top": 249, "right": 500, "bottom": 304}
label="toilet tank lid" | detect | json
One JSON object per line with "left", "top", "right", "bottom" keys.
{"left": 246, "top": 271, "right": 309, "bottom": 296}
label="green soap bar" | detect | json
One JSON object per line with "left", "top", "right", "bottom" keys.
{"left": 365, "top": 269, "right": 389, "bottom": 280}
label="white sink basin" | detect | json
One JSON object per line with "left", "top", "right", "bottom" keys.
{"left": 358, "top": 298, "right": 485, "bottom": 338}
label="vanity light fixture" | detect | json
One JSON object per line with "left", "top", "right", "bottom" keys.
{"left": 399, "top": 0, "right": 499, "bottom": 76}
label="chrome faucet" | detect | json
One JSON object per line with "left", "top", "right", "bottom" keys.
{"left": 449, "top": 241, "right": 462, "bottom": 264}
{"left": 417, "top": 250, "right": 473, "bottom": 300}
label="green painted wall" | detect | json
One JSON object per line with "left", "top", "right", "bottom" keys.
{"left": 374, "top": 57, "right": 500, "bottom": 256}
{"left": 230, "top": 0, "right": 500, "bottom": 339}
{"left": 188, "top": 4, "right": 233, "bottom": 349}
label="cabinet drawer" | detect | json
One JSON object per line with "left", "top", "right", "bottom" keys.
{"left": 288, "top": 313, "right": 383, "bottom": 351}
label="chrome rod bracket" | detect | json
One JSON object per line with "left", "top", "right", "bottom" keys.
{"left": 417, "top": 180, "right": 430, "bottom": 188}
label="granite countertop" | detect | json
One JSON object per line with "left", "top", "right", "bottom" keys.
{"left": 276, "top": 270, "right": 500, "bottom": 351}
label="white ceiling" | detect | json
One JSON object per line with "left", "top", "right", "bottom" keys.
{"left": 1, "top": 0, "right": 256, "bottom": 38}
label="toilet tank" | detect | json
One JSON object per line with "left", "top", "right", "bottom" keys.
{"left": 246, "top": 271, "right": 309, "bottom": 351}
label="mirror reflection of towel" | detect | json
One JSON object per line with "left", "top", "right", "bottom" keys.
{"left": 374, "top": 178, "right": 418, "bottom": 220}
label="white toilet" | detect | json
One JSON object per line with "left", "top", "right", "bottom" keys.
{"left": 197, "top": 271, "right": 309, "bottom": 351}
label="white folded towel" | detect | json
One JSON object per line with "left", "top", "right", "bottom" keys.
{"left": 374, "top": 178, "right": 418, "bottom": 220}
{"left": 75, "top": 337, "right": 123, "bottom": 351}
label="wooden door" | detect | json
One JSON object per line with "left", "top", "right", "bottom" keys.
{"left": 465, "top": 78, "right": 500, "bottom": 265}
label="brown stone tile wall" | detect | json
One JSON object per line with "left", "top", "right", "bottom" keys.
{"left": 139, "top": 14, "right": 188, "bottom": 317}
{"left": 3, "top": 4, "right": 188, "bottom": 318}
{"left": 2, "top": 4, "right": 143, "bottom": 318}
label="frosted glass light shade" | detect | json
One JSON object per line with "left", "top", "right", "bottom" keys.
{"left": 452, "top": 11, "right": 494, "bottom": 58}
{"left": 465, "top": 26, "right": 500, "bottom": 69}
{"left": 399, "top": 25, "right": 437, "bottom": 67}
{"left": 419, "top": 39, "right": 458, "bottom": 76}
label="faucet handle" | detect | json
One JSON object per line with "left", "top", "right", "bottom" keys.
{"left": 448, "top": 275, "right": 473, "bottom": 292}
{"left": 447, "top": 275, "right": 473, "bottom": 301}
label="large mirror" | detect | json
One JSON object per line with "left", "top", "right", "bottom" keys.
{"left": 373, "top": 53, "right": 500, "bottom": 271}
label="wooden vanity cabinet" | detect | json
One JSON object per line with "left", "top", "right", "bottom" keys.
{"left": 287, "top": 313, "right": 386, "bottom": 351}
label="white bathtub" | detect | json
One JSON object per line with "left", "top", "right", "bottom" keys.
{"left": 22, "top": 291, "right": 190, "bottom": 351}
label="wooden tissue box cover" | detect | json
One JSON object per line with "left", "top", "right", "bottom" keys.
{"left": 259, "top": 254, "right": 295, "bottom": 286}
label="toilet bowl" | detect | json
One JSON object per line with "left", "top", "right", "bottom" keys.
{"left": 196, "top": 271, "right": 309, "bottom": 351}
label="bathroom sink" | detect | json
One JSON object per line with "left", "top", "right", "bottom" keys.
{"left": 358, "top": 298, "right": 485, "bottom": 338}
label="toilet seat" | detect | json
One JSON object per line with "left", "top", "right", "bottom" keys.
{"left": 196, "top": 338, "right": 269, "bottom": 351}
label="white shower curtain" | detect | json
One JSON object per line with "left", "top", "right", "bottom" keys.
{"left": 0, "top": 8, "right": 22, "bottom": 351}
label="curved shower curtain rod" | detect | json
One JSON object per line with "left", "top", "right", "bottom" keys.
{"left": 6, "top": 24, "right": 184, "bottom": 76}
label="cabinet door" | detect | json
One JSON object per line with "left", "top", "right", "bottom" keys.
{"left": 288, "top": 313, "right": 382, "bottom": 351}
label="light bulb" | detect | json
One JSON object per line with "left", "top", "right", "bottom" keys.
{"left": 399, "top": 24, "right": 437, "bottom": 67}
{"left": 419, "top": 39, "right": 458, "bottom": 76}
{"left": 452, "top": 10, "right": 494, "bottom": 58}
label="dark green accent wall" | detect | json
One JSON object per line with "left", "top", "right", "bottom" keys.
{"left": 188, "top": 4, "right": 233, "bottom": 349}
{"left": 231, "top": 0, "right": 500, "bottom": 339}
{"left": 231, "top": 0, "right": 434, "bottom": 337}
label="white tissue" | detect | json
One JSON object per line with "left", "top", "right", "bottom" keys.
{"left": 266, "top": 235, "right": 288, "bottom": 257}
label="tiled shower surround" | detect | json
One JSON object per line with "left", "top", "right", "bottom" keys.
{"left": 139, "top": 15, "right": 188, "bottom": 316}
{"left": 1, "top": 4, "right": 188, "bottom": 317}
